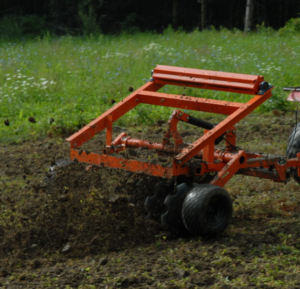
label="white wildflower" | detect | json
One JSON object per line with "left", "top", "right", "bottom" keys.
{"left": 143, "top": 42, "right": 162, "bottom": 52}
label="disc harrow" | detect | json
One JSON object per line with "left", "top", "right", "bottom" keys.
{"left": 66, "top": 65, "right": 300, "bottom": 237}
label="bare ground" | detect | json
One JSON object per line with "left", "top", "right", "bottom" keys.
{"left": 1, "top": 112, "right": 300, "bottom": 288}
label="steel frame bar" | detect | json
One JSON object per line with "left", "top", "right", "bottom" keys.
{"left": 66, "top": 64, "right": 297, "bottom": 188}
{"left": 153, "top": 65, "right": 261, "bottom": 84}
{"left": 152, "top": 65, "right": 265, "bottom": 95}
{"left": 211, "top": 150, "right": 247, "bottom": 187}
{"left": 70, "top": 149, "right": 189, "bottom": 178}
{"left": 70, "top": 137, "right": 300, "bottom": 183}
{"left": 67, "top": 81, "right": 163, "bottom": 148}
{"left": 174, "top": 90, "right": 273, "bottom": 165}
{"left": 136, "top": 91, "right": 241, "bottom": 115}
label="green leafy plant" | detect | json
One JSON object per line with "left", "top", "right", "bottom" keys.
{"left": 0, "top": 15, "right": 47, "bottom": 39}
{"left": 78, "top": 1, "right": 101, "bottom": 35}
{"left": 278, "top": 18, "right": 300, "bottom": 36}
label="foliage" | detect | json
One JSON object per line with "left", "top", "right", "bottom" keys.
{"left": 78, "top": 1, "right": 101, "bottom": 36}
{"left": 278, "top": 18, "right": 300, "bottom": 36}
{"left": 256, "top": 22, "right": 275, "bottom": 36}
{"left": 0, "top": 30, "right": 300, "bottom": 142}
{"left": 1, "top": 0, "right": 300, "bottom": 35}
{"left": 0, "top": 15, "right": 47, "bottom": 39}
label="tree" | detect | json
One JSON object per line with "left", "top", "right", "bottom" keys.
{"left": 172, "top": 0, "right": 179, "bottom": 29}
{"left": 244, "top": 0, "right": 254, "bottom": 33}
{"left": 201, "top": 0, "right": 206, "bottom": 30}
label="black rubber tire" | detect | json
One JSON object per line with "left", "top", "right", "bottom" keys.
{"left": 182, "top": 184, "right": 232, "bottom": 237}
{"left": 286, "top": 122, "right": 300, "bottom": 184}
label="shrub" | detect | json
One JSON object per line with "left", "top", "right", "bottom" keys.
{"left": 78, "top": 1, "right": 101, "bottom": 35}
{"left": 256, "top": 22, "right": 275, "bottom": 36}
{"left": 278, "top": 18, "right": 300, "bottom": 36}
{"left": 0, "top": 15, "right": 47, "bottom": 39}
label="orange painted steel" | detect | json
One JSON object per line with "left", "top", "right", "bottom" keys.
{"left": 67, "top": 64, "right": 300, "bottom": 188}
{"left": 70, "top": 149, "right": 189, "bottom": 178}
{"left": 152, "top": 65, "right": 265, "bottom": 95}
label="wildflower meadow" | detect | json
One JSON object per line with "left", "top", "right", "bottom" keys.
{"left": 1, "top": 29, "right": 300, "bottom": 142}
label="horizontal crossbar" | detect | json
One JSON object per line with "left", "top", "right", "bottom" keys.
{"left": 137, "top": 91, "right": 241, "bottom": 115}
{"left": 152, "top": 65, "right": 265, "bottom": 95}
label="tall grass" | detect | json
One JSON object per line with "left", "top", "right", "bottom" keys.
{"left": 1, "top": 29, "right": 300, "bottom": 142}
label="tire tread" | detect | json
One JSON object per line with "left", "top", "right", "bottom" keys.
{"left": 182, "top": 184, "right": 232, "bottom": 236}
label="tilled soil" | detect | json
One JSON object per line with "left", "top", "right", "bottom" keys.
{"left": 1, "top": 112, "right": 300, "bottom": 288}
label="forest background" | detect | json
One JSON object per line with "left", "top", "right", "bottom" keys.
{"left": 0, "top": 0, "right": 300, "bottom": 37}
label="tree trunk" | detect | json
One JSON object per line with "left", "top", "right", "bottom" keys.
{"left": 172, "top": 0, "right": 179, "bottom": 29}
{"left": 244, "top": 0, "right": 254, "bottom": 33}
{"left": 201, "top": 0, "right": 206, "bottom": 30}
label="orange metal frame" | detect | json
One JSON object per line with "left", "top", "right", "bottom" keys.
{"left": 67, "top": 65, "right": 300, "bottom": 187}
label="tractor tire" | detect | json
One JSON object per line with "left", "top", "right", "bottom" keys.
{"left": 182, "top": 184, "right": 232, "bottom": 237}
{"left": 161, "top": 183, "right": 199, "bottom": 236}
{"left": 287, "top": 122, "right": 300, "bottom": 184}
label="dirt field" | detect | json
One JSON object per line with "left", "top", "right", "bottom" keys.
{"left": 1, "top": 112, "right": 300, "bottom": 288}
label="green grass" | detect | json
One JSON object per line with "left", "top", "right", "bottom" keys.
{"left": 1, "top": 29, "right": 300, "bottom": 142}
